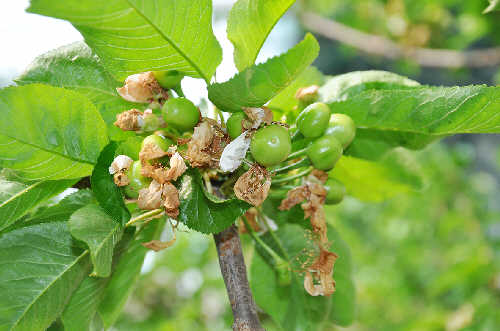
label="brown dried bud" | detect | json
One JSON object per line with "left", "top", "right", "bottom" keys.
{"left": 295, "top": 85, "right": 319, "bottom": 105}
{"left": 116, "top": 71, "right": 163, "bottom": 103}
{"left": 234, "top": 165, "right": 271, "bottom": 206}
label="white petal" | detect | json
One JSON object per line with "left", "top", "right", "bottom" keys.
{"left": 109, "top": 155, "right": 133, "bottom": 174}
{"left": 219, "top": 133, "right": 251, "bottom": 173}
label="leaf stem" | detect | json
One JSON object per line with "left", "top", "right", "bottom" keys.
{"left": 272, "top": 167, "right": 312, "bottom": 185}
{"left": 242, "top": 216, "right": 282, "bottom": 262}
{"left": 126, "top": 209, "right": 164, "bottom": 227}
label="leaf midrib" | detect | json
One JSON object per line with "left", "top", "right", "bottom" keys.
{"left": 125, "top": 0, "right": 209, "bottom": 83}
{"left": 0, "top": 182, "right": 42, "bottom": 209}
{"left": 0, "top": 133, "right": 95, "bottom": 165}
{"left": 9, "top": 250, "right": 89, "bottom": 330}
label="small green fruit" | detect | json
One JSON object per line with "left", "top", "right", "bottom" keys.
{"left": 296, "top": 102, "right": 331, "bottom": 138}
{"left": 307, "top": 136, "right": 343, "bottom": 171}
{"left": 153, "top": 70, "right": 184, "bottom": 89}
{"left": 251, "top": 125, "right": 291, "bottom": 167}
{"left": 324, "top": 114, "right": 356, "bottom": 149}
{"left": 226, "top": 112, "right": 247, "bottom": 139}
{"left": 162, "top": 98, "right": 200, "bottom": 132}
{"left": 123, "top": 161, "right": 151, "bottom": 199}
{"left": 324, "top": 178, "right": 346, "bottom": 205}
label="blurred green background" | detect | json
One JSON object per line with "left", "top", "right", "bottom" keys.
{"left": 2, "top": 0, "right": 500, "bottom": 330}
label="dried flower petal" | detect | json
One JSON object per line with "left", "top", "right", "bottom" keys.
{"left": 219, "top": 132, "right": 251, "bottom": 173}
{"left": 295, "top": 85, "right": 319, "bottom": 104}
{"left": 116, "top": 71, "right": 163, "bottom": 103}
{"left": 243, "top": 107, "right": 272, "bottom": 129}
{"left": 109, "top": 155, "right": 133, "bottom": 175}
{"left": 163, "top": 182, "right": 180, "bottom": 218}
{"left": 142, "top": 239, "right": 176, "bottom": 252}
{"left": 186, "top": 120, "right": 228, "bottom": 168}
{"left": 114, "top": 109, "right": 143, "bottom": 131}
{"left": 137, "top": 180, "right": 164, "bottom": 210}
{"left": 234, "top": 165, "right": 271, "bottom": 206}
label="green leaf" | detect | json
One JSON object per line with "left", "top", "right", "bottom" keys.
{"left": 16, "top": 42, "right": 141, "bottom": 141}
{"left": 60, "top": 277, "right": 107, "bottom": 331}
{"left": 98, "top": 218, "right": 165, "bottom": 328}
{"left": 115, "top": 136, "right": 143, "bottom": 160}
{"left": 329, "top": 153, "right": 424, "bottom": 202}
{"left": 28, "top": 0, "right": 222, "bottom": 82}
{"left": 0, "top": 178, "right": 74, "bottom": 231}
{"left": 319, "top": 70, "right": 421, "bottom": 104}
{"left": 227, "top": 0, "right": 296, "bottom": 71}
{"left": 0, "top": 84, "right": 108, "bottom": 180}
{"left": 267, "top": 66, "right": 325, "bottom": 116}
{"left": 484, "top": 0, "right": 500, "bottom": 13}
{"left": 250, "top": 223, "right": 355, "bottom": 330}
{"left": 0, "top": 222, "right": 90, "bottom": 331}
{"left": 69, "top": 204, "right": 124, "bottom": 277}
{"left": 176, "top": 169, "right": 250, "bottom": 234}
{"left": 327, "top": 85, "right": 500, "bottom": 135}
{"left": 91, "top": 142, "right": 131, "bottom": 225}
{"left": 208, "top": 34, "right": 320, "bottom": 112}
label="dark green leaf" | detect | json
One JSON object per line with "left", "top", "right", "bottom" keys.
{"left": 327, "top": 85, "right": 500, "bottom": 135}
{"left": 91, "top": 142, "right": 130, "bottom": 225}
{"left": 16, "top": 42, "right": 141, "bottom": 141}
{"left": 28, "top": 0, "right": 222, "bottom": 82}
{"left": 0, "top": 178, "right": 74, "bottom": 231}
{"left": 176, "top": 169, "right": 250, "bottom": 234}
{"left": 227, "top": 0, "right": 296, "bottom": 71}
{"left": 0, "top": 84, "right": 108, "bottom": 180}
{"left": 0, "top": 222, "right": 90, "bottom": 331}
{"left": 98, "top": 218, "right": 165, "bottom": 328}
{"left": 69, "top": 204, "right": 124, "bottom": 277}
{"left": 250, "top": 223, "right": 355, "bottom": 330}
{"left": 60, "top": 277, "right": 107, "bottom": 331}
{"left": 208, "top": 34, "right": 320, "bottom": 112}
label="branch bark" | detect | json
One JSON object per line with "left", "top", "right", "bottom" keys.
{"left": 301, "top": 11, "right": 500, "bottom": 68}
{"left": 214, "top": 225, "right": 265, "bottom": 331}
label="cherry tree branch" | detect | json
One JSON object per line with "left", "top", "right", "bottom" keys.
{"left": 214, "top": 225, "right": 265, "bottom": 331}
{"left": 300, "top": 11, "right": 500, "bottom": 68}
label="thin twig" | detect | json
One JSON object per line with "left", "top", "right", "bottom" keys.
{"left": 301, "top": 11, "right": 500, "bottom": 68}
{"left": 125, "top": 209, "right": 164, "bottom": 227}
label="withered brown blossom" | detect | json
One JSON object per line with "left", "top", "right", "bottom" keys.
{"left": 109, "top": 155, "right": 134, "bottom": 187}
{"left": 295, "top": 85, "right": 319, "bottom": 104}
{"left": 116, "top": 71, "right": 165, "bottom": 103}
{"left": 234, "top": 164, "right": 271, "bottom": 206}
{"left": 114, "top": 109, "right": 144, "bottom": 131}
{"left": 278, "top": 172, "right": 337, "bottom": 296}
{"left": 137, "top": 180, "right": 181, "bottom": 219}
{"left": 142, "top": 238, "right": 176, "bottom": 252}
{"left": 243, "top": 107, "right": 273, "bottom": 129}
{"left": 186, "top": 119, "right": 229, "bottom": 168}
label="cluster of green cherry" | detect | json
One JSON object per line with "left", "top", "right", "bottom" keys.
{"left": 117, "top": 70, "right": 355, "bottom": 207}
{"left": 226, "top": 101, "right": 356, "bottom": 205}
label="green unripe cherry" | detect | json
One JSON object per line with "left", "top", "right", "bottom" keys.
{"left": 324, "top": 114, "right": 356, "bottom": 149}
{"left": 307, "top": 136, "right": 343, "bottom": 171}
{"left": 324, "top": 178, "right": 346, "bottom": 205}
{"left": 123, "top": 161, "right": 151, "bottom": 199}
{"left": 153, "top": 70, "right": 184, "bottom": 89}
{"left": 162, "top": 97, "right": 200, "bottom": 132}
{"left": 226, "top": 112, "right": 247, "bottom": 140}
{"left": 141, "top": 134, "right": 173, "bottom": 152}
{"left": 296, "top": 102, "right": 331, "bottom": 138}
{"left": 251, "top": 125, "right": 291, "bottom": 167}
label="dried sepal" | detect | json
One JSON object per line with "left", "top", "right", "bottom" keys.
{"left": 186, "top": 119, "right": 228, "bottom": 168}
{"left": 116, "top": 71, "right": 164, "bottom": 103}
{"left": 243, "top": 107, "right": 273, "bottom": 129}
{"left": 238, "top": 208, "right": 262, "bottom": 234}
{"left": 163, "top": 182, "right": 180, "bottom": 218}
{"left": 137, "top": 180, "right": 181, "bottom": 219}
{"left": 295, "top": 85, "right": 319, "bottom": 104}
{"left": 234, "top": 164, "right": 271, "bottom": 206}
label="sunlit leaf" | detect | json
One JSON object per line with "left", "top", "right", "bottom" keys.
{"left": 28, "top": 0, "right": 222, "bottom": 82}
{"left": 227, "top": 0, "right": 296, "bottom": 71}
{"left": 208, "top": 34, "right": 320, "bottom": 112}
{"left": 0, "top": 84, "right": 108, "bottom": 180}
